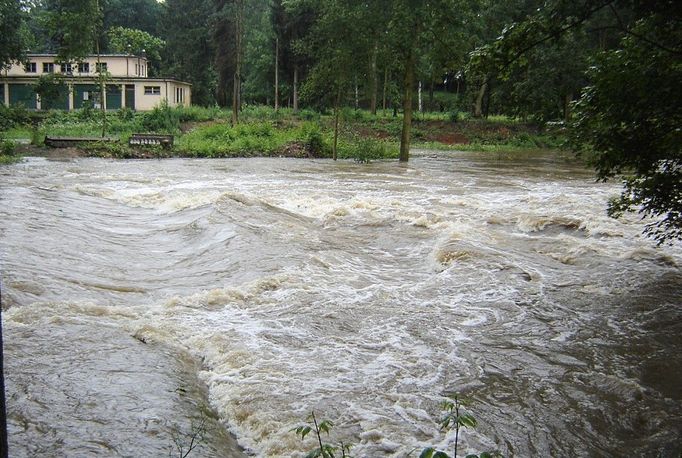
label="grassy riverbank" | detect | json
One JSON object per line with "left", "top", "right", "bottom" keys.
{"left": 1, "top": 104, "right": 566, "bottom": 161}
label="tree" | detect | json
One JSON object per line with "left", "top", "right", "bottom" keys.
{"left": 572, "top": 13, "right": 682, "bottom": 244}
{"left": 101, "top": 0, "right": 163, "bottom": 37}
{"left": 471, "top": 0, "right": 682, "bottom": 243}
{"left": 240, "top": 0, "right": 274, "bottom": 105}
{"left": 213, "top": 0, "right": 246, "bottom": 122}
{"left": 0, "top": 0, "right": 26, "bottom": 67}
{"left": 271, "top": 0, "right": 316, "bottom": 112}
{"left": 40, "top": 0, "right": 100, "bottom": 61}
{"left": 161, "top": 0, "right": 215, "bottom": 106}
{"left": 300, "top": 0, "right": 369, "bottom": 160}
{"left": 107, "top": 26, "right": 165, "bottom": 76}
{"left": 388, "top": 0, "right": 475, "bottom": 161}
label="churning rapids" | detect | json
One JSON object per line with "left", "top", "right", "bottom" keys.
{"left": 1, "top": 152, "right": 681, "bottom": 457}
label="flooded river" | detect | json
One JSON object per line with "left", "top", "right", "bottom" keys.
{"left": 1, "top": 152, "right": 680, "bottom": 457}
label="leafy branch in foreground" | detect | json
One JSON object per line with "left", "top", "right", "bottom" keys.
{"left": 293, "top": 411, "right": 353, "bottom": 458}
{"left": 419, "top": 394, "right": 501, "bottom": 458}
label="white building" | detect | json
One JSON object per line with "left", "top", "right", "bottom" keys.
{"left": 1, "top": 54, "right": 191, "bottom": 111}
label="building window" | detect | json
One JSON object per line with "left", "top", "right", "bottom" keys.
{"left": 60, "top": 63, "right": 73, "bottom": 74}
{"left": 95, "top": 62, "right": 107, "bottom": 73}
{"left": 24, "top": 62, "right": 36, "bottom": 73}
{"left": 144, "top": 86, "right": 161, "bottom": 95}
{"left": 43, "top": 62, "right": 55, "bottom": 73}
{"left": 78, "top": 62, "right": 90, "bottom": 73}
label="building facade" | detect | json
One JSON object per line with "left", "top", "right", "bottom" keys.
{"left": 1, "top": 54, "right": 191, "bottom": 111}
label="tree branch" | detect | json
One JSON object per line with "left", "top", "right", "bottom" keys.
{"left": 608, "top": 4, "right": 682, "bottom": 56}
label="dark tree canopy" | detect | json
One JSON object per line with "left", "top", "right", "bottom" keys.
{"left": 0, "top": 0, "right": 25, "bottom": 67}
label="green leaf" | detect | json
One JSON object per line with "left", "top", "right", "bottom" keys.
{"left": 294, "top": 425, "right": 312, "bottom": 440}
{"left": 318, "top": 420, "right": 334, "bottom": 435}
{"left": 458, "top": 413, "right": 477, "bottom": 428}
{"left": 420, "top": 447, "right": 436, "bottom": 458}
{"left": 321, "top": 444, "right": 337, "bottom": 458}
{"left": 305, "top": 450, "right": 322, "bottom": 458}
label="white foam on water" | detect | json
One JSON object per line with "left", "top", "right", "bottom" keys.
{"left": 2, "top": 155, "right": 681, "bottom": 457}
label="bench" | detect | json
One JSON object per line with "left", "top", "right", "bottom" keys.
{"left": 44, "top": 136, "right": 119, "bottom": 148}
{"left": 129, "top": 133, "right": 174, "bottom": 150}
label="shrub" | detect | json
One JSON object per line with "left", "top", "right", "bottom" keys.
{"left": 1, "top": 139, "right": 16, "bottom": 156}
{"left": 0, "top": 105, "right": 32, "bottom": 130}
{"left": 175, "top": 105, "right": 223, "bottom": 123}
{"left": 296, "top": 109, "right": 320, "bottom": 121}
{"left": 302, "top": 122, "right": 325, "bottom": 156}
{"left": 117, "top": 107, "right": 135, "bottom": 121}
{"left": 142, "top": 101, "right": 180, "bottom": 133}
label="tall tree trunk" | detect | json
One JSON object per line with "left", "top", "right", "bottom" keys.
{"left": 418, "top": 80, "right": 423, "bottom": 113}
{"left": 483, "top": 79, "right": 491, "bottom": 118}
{"left": 354, "top": 75, "right": 359, "bottom": 110}
{"left": 232, "top": 0, "right": 243, "bottom": 124}
{"left": 564, "top": 92, "right": 572, "bottom": 123}
{"left": 293, "top": 66, "right": 299, "bottom": 113}
{"left": 399, "top": 47, "right": 415, "bottom": 162}
{"left": 382, "top": 66, "right": 388, "bottom": 113}
{"left": 370, "top": 41, "right": 378, "bottom": 115}
{"left": 274, "top": 36, "right": 279, "bottom": 111}
{"left": 474, "top": 79, "right": 488, "bottom": 118}
{"left": 333, "top": 88, "right": 340, "bottom": 161}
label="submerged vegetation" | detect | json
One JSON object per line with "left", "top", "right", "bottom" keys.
{"left": 291, "top": 395, "right": 502, "bottom": 458}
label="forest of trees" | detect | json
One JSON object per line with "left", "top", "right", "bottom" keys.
{"left": 2, "top": 0, "right": 664, "bottom": 120}
{"left": 0, "top": 0, "right": 680, "bottom": 242}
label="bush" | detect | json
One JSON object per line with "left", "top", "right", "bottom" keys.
{"left": 142, "top": 101, "right": 180, "bottom": 133}
{"left": 0, "top": 105, "right": 32, "bottom": 130}
{"left": 117, "top": 107, "right": 135, "bottom": 121}
{"left": 296, "top": 109, "right": 320, "bottom": 121}
{"left": 1, "top": 139, "right": 16, "bottom": 156}
{"left": 300, "top": 122, "right": 326, "bottom": 156}
{"left": 175, "top": 105, "right": 223, "bottom": 123}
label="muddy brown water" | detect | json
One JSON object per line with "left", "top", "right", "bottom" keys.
{"left": 1, "top": 152, "right": 680, "bottom": 457}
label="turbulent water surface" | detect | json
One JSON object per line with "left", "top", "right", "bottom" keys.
{"left": 1, "top": 152, "right": 681, "bottom": 457}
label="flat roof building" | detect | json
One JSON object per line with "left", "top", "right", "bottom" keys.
{"left": 1, "top": 54, "right": 191, "bottom": 111}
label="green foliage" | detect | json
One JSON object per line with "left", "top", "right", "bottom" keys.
{"left": 302, "top": 123, "right": 325, "bottom": 156}
{"left": 0, "top": 0, "right": 26, "bottom": 67}
{"left": 107, "top": 26, "right": 165, "bottom": 75}
{"left": 417, "top": 394, "right": 500, "bottom": 458}
{"left": 174, "top": 105, "right": 224, "bottom": 123}
{"left": 117, "top": 107, "right": 135, "bottom": 122}
{"left": 0, "top": 135, "right": 21, "bottom": 165}
{"left": 569, "top": 9, "right": 682, "bottom": 244}
{"left": 86, "top": 141, "right": 134, "bottom": 158}
{"left": 102, "top": 0, "right": 164, "bottom": 38}
{"left": 33, "top": 74, "right": 67, "bottom": 105}
{"left": 293, "top": 411, "right": 353, "bottom": 458}
{"left": 161, "top": 0, "right": 216, "bottom": 106}
{"left": 1, "top": 139, "right": 16, "bottom": 157}
{"left": 0, "top": 105, "right": 32, "bottom": 131}
{"left": 40, "top": 0, "right": 101, "bottom": 61}
{"left": 142, "top": 101, "right": 181, "bottom": 133}
{"left": 339, "top": 137, "right": 397, "bottom": 163}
